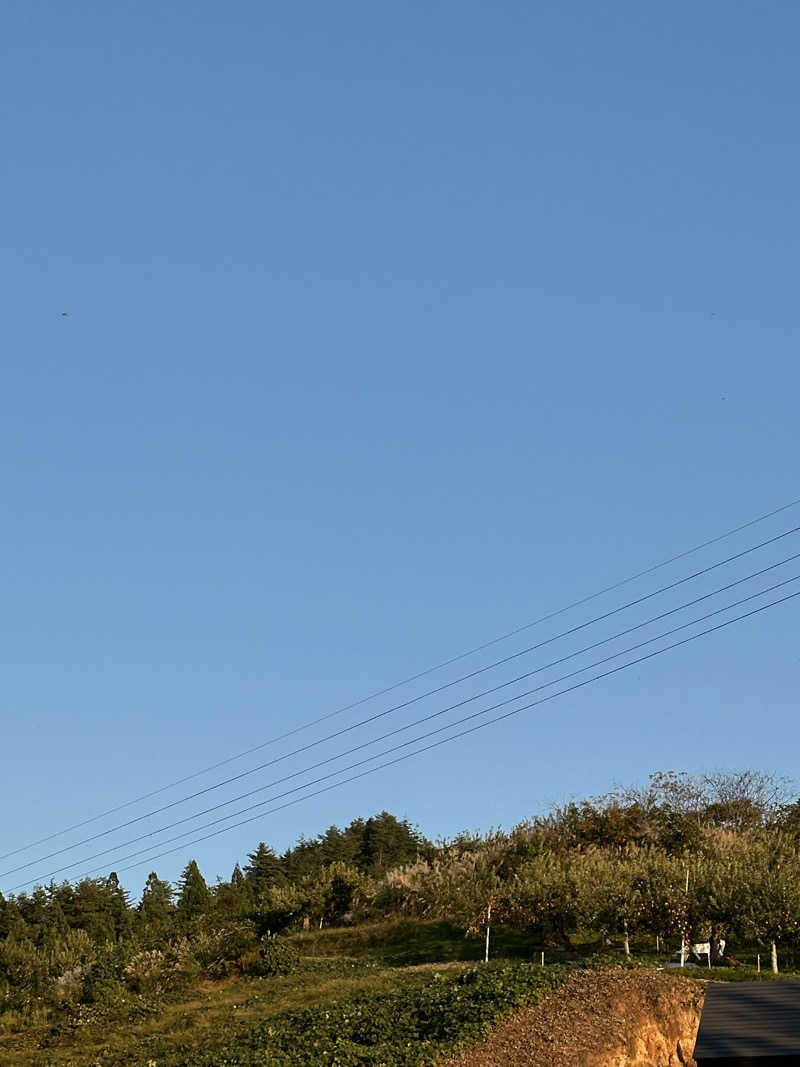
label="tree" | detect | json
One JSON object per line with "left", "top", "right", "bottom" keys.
{"left": 244, "top": 843, "right": 285, "bottom": 892}
{"left": 176, "top": 860, "right": 211, "bottom": 923}
{"left": 322, "top": 862, "right": 367, "bottom": 925}
{"left": 104, "top": 872, "right": 133, "bottom": 940}
{"left": 139, "top": 872, "right": 174, "bottom": 936}
{"left": 249, "top": 885, "right": 301, "bottom": 936}
{"left": 732, "top": 834, "right": 800, "bottom": 973}
{"left": 508, "top": 853, "right": 580, "bottom": 951}
{"left": 573, "top": 851, "right": 650, "bottom": 958}
{"left": 357, "top": 813, "right": 426, "bottom": 874}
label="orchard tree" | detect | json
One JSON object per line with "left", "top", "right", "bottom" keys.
{"left": 734, "top": 834, "right": 800, "bottom": 973}
{"left": 510, "top": 853, "right": 580, "bottom": 951}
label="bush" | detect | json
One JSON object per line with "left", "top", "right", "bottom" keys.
{"left": 123, "top": 949, "right": 169, "bottom": 994}
{"left": 81, "top": 946, "right": 129, "bottom": 1005}
{"left": 190, "top": 921, "right": 260, "bottom": 978}
{"left": 256, "top": 937, "right": 299, "bottom": 977}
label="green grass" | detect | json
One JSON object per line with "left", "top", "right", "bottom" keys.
{"left": 289, "top": 918, "right": 567, "bottom": 966}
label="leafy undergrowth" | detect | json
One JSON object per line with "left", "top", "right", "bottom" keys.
{"left": 0, "top": 958, "right": 410, "bottom": 1066}
{"left": 0, "top": 921, "right": 571, "bottom": 1067}
{"left": 137, "top": 961, "right": 570, "bottom": 1067}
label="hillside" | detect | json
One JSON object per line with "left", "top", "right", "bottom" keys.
{"left": 5, "top": 771, "right": 800, "bottom": 1063}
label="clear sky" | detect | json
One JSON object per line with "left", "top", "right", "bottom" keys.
{"left": 2, "top": 2, "right": 799, "bottom": 895}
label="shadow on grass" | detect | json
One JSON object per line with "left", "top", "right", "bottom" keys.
{"left": 290, "top": 919, "right": 579, "bottom": 967}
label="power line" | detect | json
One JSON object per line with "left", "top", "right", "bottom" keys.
{"left": 5, "top": 495, "right": 797, "bottom": 865}
{"left": 6, "top": 523, "right": 799, "bottom": 876}
{"left": 8, "top": 550, "right": 800, "bottom": 880}
{"left": 15, "top": 574, "right": 800, "bottom": 892}
{"left": 81, "top": 585, "right": 800, "bottom": 884}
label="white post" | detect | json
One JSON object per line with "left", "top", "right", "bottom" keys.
{"left": 484, "top": 903, "right": 492, "bottom": 964}
{"left": 656, "top": 934, "right": 660, "bottom": 953}
{"left": 757, "top": 953, "right": 761, "bottom": 973}
{"left": 680, "top": 940, "right": 686, "bottom": 968}
{"left": 772, "top": 940, "right": 779, "bottom": 974}
{"left": 541, "top": 951, "right": 545, "bottom": 966}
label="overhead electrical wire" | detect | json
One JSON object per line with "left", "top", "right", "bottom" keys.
{"left": 35, "top": 583, "right": 800, "bottom": 888}
{"left": 14, "top": 572, "right": 800, "bottom": 892}
{"left": 7, "top": 548, "right": 800, "bottom": 880}
{"left": 5, "top": 526, "right": 800, "bottom": 880}
{"left": 4, "top": 494, "right": 798, "bottom": 865}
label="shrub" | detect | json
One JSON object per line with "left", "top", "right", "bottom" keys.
{"left": 191, "top": 920, "right": 260, "bottom": 977}
{"left": 123, "top": 949, "right": 169, "bottom": 994}
{"left": 256, "top": 937, "right": 299, "bottom": 977}
{"left": 81, "top": 946, "right": 129, "bottom": 1005}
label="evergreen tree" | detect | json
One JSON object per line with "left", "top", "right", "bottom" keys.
{"left": 244, "top": 843, "right": 285, "bottom": 891}
{"left": 176, "top": 859, "right": 211, "bottom": 922}
{"left": 105, "top": 872, "right": 133, "bottom": 940}
{"left": 357, "top": 812, "right": 425, "bottom": 873}
{"left": 319, "top": 825, "right": 360, "bottom": 867}
{"left": 139, "top": 872, "right": 175, "bottom": 934}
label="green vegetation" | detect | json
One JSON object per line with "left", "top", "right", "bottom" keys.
{"left": 4, "top": 772, "right": 800, "bottom": 1063}
{"left": 145, "top": 962, "right": 571, "bottom": 1067}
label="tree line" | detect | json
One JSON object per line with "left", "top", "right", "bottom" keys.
{"left": 3, "top": 772, "right": 800, "bottom": 1015}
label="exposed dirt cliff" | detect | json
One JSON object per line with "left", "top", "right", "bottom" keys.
{"left": 441, "top": 969, "right": 705, "bottom": 1067}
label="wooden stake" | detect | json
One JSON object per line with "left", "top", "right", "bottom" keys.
{"left": 484, "top": 903, "right": 492, "bottom": 964}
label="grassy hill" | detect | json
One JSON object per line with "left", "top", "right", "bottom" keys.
{"left": 3, "top": 918, "right": 798, "bottom": 1067}
{"left": 1, "top": 921, "right": 570, "bottom": 1066}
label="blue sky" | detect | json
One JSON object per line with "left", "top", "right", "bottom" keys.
{"left": 2, "top": 2, "right": 799, "bottom": 895}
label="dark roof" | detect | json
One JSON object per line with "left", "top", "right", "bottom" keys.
{"left": 694, "top": 981, "right": 800, "bottom": 1065}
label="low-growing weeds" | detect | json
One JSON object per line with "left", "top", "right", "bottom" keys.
{"left": 147, "top": 961, "right": 571, "bottom": 1066}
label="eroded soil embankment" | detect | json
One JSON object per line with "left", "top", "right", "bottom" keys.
{"left": 442, "top": 969, "right": 705, "bottom": 1067}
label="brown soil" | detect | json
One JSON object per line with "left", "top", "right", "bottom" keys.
{"left": 441, "top": 969, "right": 705, "bottom": 1067}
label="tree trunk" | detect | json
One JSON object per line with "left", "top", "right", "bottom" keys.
{"left": 623, "top": 919, "right": 631, "bottom": 959}
{"left": 484, "top": 903, "right": 492, "bottom": 964}
{"left": 553, "top": 917, "right": 574, "bottom": 951}
{"left": 302, "top": 916, "right": 310, "bottom": 931}
{"left": 772, "top": 940, "right": 779, "bottom": 974}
